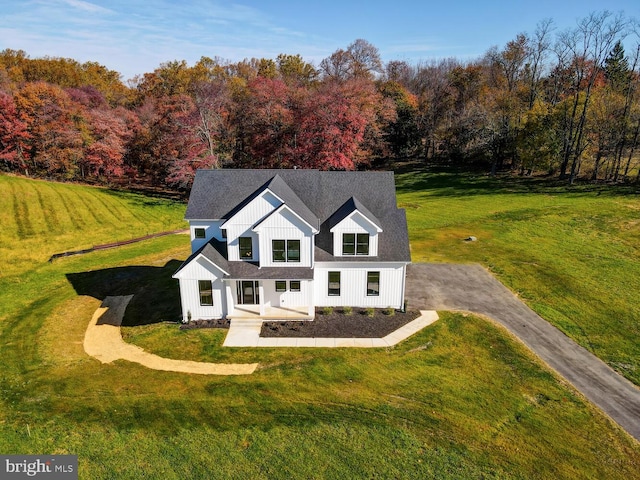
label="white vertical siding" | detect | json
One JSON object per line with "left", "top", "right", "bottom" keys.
{"left": 178, "top": 278, "right": 225, "bottom": 320}
{"left": 263, "top": 280, "right": 311, "bottom": 307}
{"left": 313, "top": 262, "right": 406, "bottom": 309}
{"left": 226, "top": 228, "right": 259, "bottom": 262}
{"left": 331, "top": 212, "right": 380, "bottom": 257}
{"left": 223, "top": 191, "right": 282, "bottom": 262}
{"left": 189, "top": 220, "right": 224, "bottom": 252}
{"left": 173, "top": 256, "right": 227, "bottom": 320}
{"left": 255, "top": 208, "right": 313, "bottom": 268}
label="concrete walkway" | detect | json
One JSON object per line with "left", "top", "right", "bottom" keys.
{"left": 84, "top": 296, "right": 258, "bottom": 375}
{"left": 406, "top": 263, "right": 640, "bottom": 442}
{"left": 222, "top": 311, "right": 439, "bottom": 347}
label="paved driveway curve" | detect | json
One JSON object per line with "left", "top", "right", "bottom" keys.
{"left": 406, "top": 263, "right": 640, "bottom": 442}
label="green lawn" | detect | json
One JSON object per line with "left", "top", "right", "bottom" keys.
{"left": 396, "top": 170, "right": 640, "bottom": 385}
{"left": 1, "top": 172, "right": 639, "bottom": 479}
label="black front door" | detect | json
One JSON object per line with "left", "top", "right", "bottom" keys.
{"left": 237, "top": 281, "right": 259, "bottom": 305}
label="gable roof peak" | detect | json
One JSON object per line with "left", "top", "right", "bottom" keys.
{"left": 329, "top": 195, "right": 383, "bottom": 231}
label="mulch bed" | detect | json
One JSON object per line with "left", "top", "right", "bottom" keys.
{"left": 261, "top": 308, "right": 421, "bottom": 338}
{"left": 179, "top": 318, "right": 230, "bottom": 330}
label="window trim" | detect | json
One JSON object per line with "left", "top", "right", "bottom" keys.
{"left": 239, "top": 236, "right": 253, "bottom": 259}
{"left": 272, "top": 239, "right": 301, "bottom": 263}
{"left": 366, "top": 271, "right": 380, "bottom": 296}
{"left": 198, "top": 280, "right": 213, "bottom": 306}
{"left": 272, "top": 240, "right": 286, "bottom": 262}
{"left": 342, "top": 233, "right": 370, "bottom": 255}
{"left": 287, "top": 239, "right": 300, "bottom": 262}
{"left": 194, "top": 227, "right": 206, "bottom": 239}
{"left": 342, "top": 233, "right": 355, "bottom": 255}
{"left": 356, "top": 233, "right": 370, "bottom": 255}
{"left": 328, "top": 271, "right": 341, "bottom": 296}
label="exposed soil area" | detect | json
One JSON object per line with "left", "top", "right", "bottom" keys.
{"left": 261, "top": 308, "right": 421, "bottom": 338}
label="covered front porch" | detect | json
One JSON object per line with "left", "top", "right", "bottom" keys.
{"left": 224, "top": 278, "right": 315, "bottom": 320}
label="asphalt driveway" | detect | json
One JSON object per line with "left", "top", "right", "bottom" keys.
{"left": 406, "top": 263, "right": 640, "bottom": 442}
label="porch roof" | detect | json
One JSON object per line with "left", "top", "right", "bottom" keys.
{"left": 223, "top": 261, "right": 314, "bottom": 280}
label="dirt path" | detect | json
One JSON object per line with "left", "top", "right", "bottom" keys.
{"left": 406, "top": 263, "right": 640, "bottom": 442}
{"left": 84, "top": 295, "right": 258, "bottom": 375}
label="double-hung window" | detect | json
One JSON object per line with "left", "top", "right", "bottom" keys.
{"left": 198, "top": 280, "right": 213, "bottom": 306}
{"left": 328, "top": 272, "right": 341, "bottom": 296}
{"left": 194, "top": 227, "right": 206, "bottom": 239}
{"left": 239, "top": 237, "right": 253, "bottom": 259}
{"left": 367, "top": 272, "right": 380, "bottom": 296}
{"left": 272, "top": 239, "right": 300, "bottom": 263}
{"left": 342, "top": 233, "right": 369, "bottom": 255}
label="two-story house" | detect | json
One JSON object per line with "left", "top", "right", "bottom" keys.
{"left": 172, "top": 169, "right": 411, "bottom": 321}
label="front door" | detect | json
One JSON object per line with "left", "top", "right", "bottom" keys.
{"left": 237, "top": 281, "right": 259, "bottom": 305}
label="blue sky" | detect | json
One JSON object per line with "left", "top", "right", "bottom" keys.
{"left": 1, "top": 0, "right": 638, "bottom": 81}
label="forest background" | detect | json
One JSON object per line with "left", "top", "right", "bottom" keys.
{"left": 1, "top": 11, "right": 639, "bottom": 191}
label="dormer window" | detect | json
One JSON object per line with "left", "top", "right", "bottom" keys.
{"left": 342, "top": 233, "right": 369, "bottom": 255}
{"left": 239, "top": 237, "right": 253, "bottom": 259}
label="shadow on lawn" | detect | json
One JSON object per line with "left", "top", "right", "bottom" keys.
{"left": 66, "top": 260, "right": 182, "bottom": 326}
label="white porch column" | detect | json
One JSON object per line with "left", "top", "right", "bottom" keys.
{"left": 259, "top": 282, "right": 265, "bottom": 316}
{"left": 225, "top": 281, "right": 235, "bottom": 317}
{"left": 307, "top": 280, "right": 314, "bottom": 317}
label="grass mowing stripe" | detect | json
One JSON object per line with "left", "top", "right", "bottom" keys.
{"left": 87, "top": 188, "right": 129, "bottom": 224}
{"left": 9, "top": 179, "right": 34, "bottom": 239}
{"left": 68, "top": 187, "right": 105, "bottom": 227}
{"left": 51, "top": 185, "right": 84, "bottom": 230}
{"left": 35, "top": 185, "right": 62, "bottom": 234}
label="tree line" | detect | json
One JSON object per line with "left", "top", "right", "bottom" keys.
{"left": 1, "top": 11, "right": 639, "bottom": 189}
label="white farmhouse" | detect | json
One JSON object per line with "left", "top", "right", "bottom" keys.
{"left": 173, "top": 169, "right": 410, "bottom": 321}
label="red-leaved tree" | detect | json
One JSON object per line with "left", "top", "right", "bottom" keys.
{"left": 0, "top": 90, "right": 31, "bottom": 173}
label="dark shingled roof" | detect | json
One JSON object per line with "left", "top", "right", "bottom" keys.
{"left": 328, "top": 196, "right": 382, "bottom": 231}
{"left": 185, "top": 169, "right": 410, "bottom": 263}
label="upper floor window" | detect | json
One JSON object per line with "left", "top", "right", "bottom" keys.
{"left": 194, "top": 228, "right": 206, "bottom": 239}
{"left": 342, "top": 233, "right": 369, "bottom": 255}
{"left": 272, "top": 239, "right": 300, "bottom": 262}
{"left": 239, "top": 237, "right": 253, "bottom": 259}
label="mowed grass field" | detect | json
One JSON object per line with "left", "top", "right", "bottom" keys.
{"left": 0, "top": 172, "right": 639, "bottom": 479}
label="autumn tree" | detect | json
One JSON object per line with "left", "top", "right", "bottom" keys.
{"left": 277, "top": 54, "right": 318, "bottom": 85}
{"left": 320, "top": 39, "right": 383, "bottom": 81}
{"left": 554, "top": 11, "right": 629, "bottom": 182}
{"left": 0, "top": 90, "right": 31, "bottom": 173}
{"left": 14, "top": 81, "right": 83, "bottom": 178}
{"left": 234, "top": 77, "right": 294, "bottom": 167}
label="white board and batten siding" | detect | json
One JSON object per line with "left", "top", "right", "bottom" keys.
{"left": 254, "top": 206, "right": 314, "bottom": 268}
{"left": 174, "top": 256, "right": 226, "bottom": 320}
{"left": 313, "top": 262, "right": 406, "bottom": 309}
{"left": 223, "top": 190, "right": 282, "bottom": 262}
{"left": 190, "top": 220, "right": 224, "bottom": 252}
{"left": 331, "top": 211, "right": 380, "bottom": 256}
{"left": 263, "top": 279, "right": 313, "bottom": 308}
